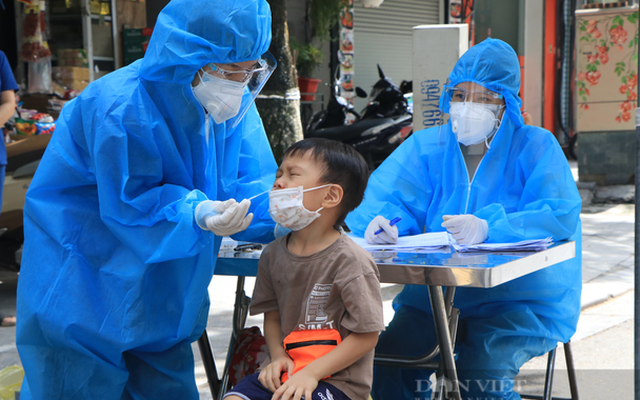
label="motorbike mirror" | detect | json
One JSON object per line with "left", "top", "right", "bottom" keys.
{"left": 377, "top": 64, "right": 386, "bottom": 79}
{"left": 355, "top": 87, "right": 368, "bottom": 98}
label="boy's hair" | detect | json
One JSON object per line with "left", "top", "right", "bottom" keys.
{"left": 283, "top": 138, "right": 369, "bottom": 229}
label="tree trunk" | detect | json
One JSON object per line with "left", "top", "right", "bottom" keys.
{"left": 256, "top": 0, "right": 304, "bottom": 164}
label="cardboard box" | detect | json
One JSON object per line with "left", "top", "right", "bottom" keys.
{"left": 53, "top": 66, "right": 90, "bottom": 81}
{"left": 57, "top": 48, "right": 87, "bottom": 60}
{"left": 57, "top": 48, "right": 89, "bottom": 68}
{"left": 62, "top": 58, "right": 89, "bottom": 68}
{"left": 62, "top": 79, "right": 89, "bottom": 91}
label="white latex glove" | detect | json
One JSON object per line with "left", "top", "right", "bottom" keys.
{"left": 195, "top": 199, "right": 253, "bottom": 237}
{"left": 365, "top": 215, "right": 399, "bottom": 245}
{"left": 441, "top": 214, "right": 488, "bottom": 245}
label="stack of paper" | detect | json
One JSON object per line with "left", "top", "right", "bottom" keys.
{"left": 450, "top": 237, "right": 553, "bottom": 253}
{"left": 349, "top": 232, "right": 450, "bottom": 251}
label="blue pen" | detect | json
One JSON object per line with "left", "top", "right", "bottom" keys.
{"left": 374, "top": 217, "right": 402, "bottom": 235}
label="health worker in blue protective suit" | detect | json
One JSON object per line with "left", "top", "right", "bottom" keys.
{"left": 345, "top": 38, "right": 582, "bottom": 400}
{"left": 16, "top": 1, "right": 279, "bottom": 399}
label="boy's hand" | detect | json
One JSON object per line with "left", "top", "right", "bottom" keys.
{"left": 271, "top": 369, "right": 319, "bottom": 400}
{"left": 258, "top": 355, "right": 294, "bottom": 393}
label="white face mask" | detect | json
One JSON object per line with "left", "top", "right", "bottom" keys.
{"left": 449, "top": 102, "right": 502, "bottom": 146}
{"left": 268, "top": 184, "right": 331, "bottom": 231}
{"left": 192, "top": 72, "right": 246, "bottom": 124}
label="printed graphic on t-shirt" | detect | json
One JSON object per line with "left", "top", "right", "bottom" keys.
{"left": 305, "top": 283, "right": 332, "bottom": 327}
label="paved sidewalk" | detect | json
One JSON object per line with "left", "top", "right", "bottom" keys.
{"left": 571, "top": 159, "right": 635, "bottom": 312}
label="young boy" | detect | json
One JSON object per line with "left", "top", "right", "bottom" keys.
{"left": 224, "top": 138, "right": 385, "bottom": 400}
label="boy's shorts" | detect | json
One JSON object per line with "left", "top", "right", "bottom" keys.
{"left": 223, "top": 372, "right": 351, "bottom": 400}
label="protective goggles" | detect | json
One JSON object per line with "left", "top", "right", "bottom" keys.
{"left": 444, "top": 87, "right": 504, "bottom": 105}
{"left": 217, "top": 52, "right": 277, "bottom": 128}
{"left": 206, "top": 52, "right": 275, "bottom": 84}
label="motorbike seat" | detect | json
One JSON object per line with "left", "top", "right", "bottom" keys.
{"left": 305, "top": 118, "right": 394, "bottom": 142}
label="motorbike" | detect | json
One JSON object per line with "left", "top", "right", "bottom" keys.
{"left": 304, "top": 65, "right": 413, "bottom": 170}
{"left": 0, "top": 124, "right": 51, "bottom": 269}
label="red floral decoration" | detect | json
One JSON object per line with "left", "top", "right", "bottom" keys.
{"left": 577, "top": 12, "right": 638, "bottom": 123}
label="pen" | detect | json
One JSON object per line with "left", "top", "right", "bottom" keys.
{"left": 234, "top": 243, "right": 263, "bottom": 252}
{"left": 374, "top": 217, "right": 401, "bottom": 235}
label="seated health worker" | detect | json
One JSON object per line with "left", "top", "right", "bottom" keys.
{"left": 16, "top": 0, "right": 279, "bottom": 399}
{"left": 225, "top": 138, "right": 385, "bottom": 400}
{"left": 345, "top": 38, "right": 582, "bottom": 400}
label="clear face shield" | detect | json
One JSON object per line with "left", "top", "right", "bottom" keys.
{"left": 195, "top": 52, "right": 277, "bottom": 127}
{"left": 441, "top": 86, "right": 506, "bottom": 147}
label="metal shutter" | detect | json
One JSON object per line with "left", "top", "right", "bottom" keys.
{"left": 353, "top": 0, "right": 442, "bottom": 111}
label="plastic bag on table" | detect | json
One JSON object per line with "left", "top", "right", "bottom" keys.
{"left": 0, "top": 365, "right": 24, "bottom": 400}
{"left": 27, "top": 57, "right": 52, "bottom": 94}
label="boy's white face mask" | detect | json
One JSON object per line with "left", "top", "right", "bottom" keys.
{"left": 268, "top": 185, "right": 331, "bottom": 231}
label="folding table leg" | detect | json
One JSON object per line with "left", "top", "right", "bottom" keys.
{"left": 218, "top": 277, "right": 251, "bottom": 399}
{"left": 541, "top": 347, "right": 557, "bottom": 400}
{"left": 196, "top": 276, "right": 251, "bottom": 400}
{"left": 520, "top": 341, "right": 579, "bottom": 400}
{"left": 564, "top": 342, "right": 579, "bottom": 400}
{"left": 197, "top": 330, "right": 221, "bottom": 399}
{"left": 429, "top": 285, "right": 461, "bottom": 400}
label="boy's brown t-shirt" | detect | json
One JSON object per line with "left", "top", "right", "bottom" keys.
{"left": 250, "top": 233, "right": 385, "bottom": 400}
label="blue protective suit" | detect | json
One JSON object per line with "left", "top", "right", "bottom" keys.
{"left": 16, "top": 1, "right": 276, "bottom": 399}
{"left": 345, "top": 39, "right": 582, "bottom": 400}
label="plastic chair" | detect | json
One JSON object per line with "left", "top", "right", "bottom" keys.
{"left": 520, "top": 341, "right": 579, "bottom": 400}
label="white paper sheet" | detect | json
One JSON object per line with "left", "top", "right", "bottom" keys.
{"left": 349, "top": 232, "right": 450, "bottom": 251}
{"left": 450, "top": 237, "right": 553, "bottom": 253}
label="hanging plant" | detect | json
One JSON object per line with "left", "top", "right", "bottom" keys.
{"left": 309, "top": 0, "right": 349, "bottom": 43}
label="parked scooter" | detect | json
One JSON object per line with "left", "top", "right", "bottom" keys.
{"left": 0, "top": 124, "right": 50, "bottom": 269}
{"left": 305, "top": 65, "right": 413, "bottom": 170}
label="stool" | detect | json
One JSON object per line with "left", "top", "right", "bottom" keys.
{"left": 520, "top": 341, "right": 579, "bottom": 400}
